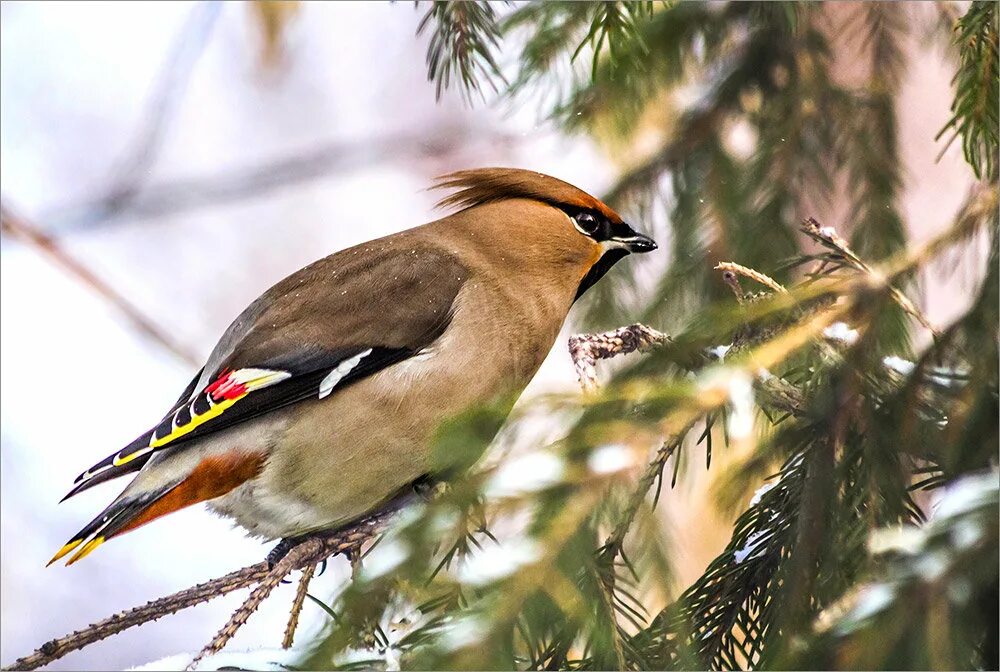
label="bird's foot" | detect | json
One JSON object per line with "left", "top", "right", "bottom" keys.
{"left": 267, "top": 537, "right": 301, "bottom": 570}
{"left": 267, "top": 537, "right": 335, "bottom": 577}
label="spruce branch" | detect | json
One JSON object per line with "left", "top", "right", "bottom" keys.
{"left": 714, "top": 262, "right": 789, "bottom": 296}
{"left": 416, "top": 1, "right": 506, "bottom": 103}
{"left": 937, "top": 1, "right": 999, "bottom": 180}
{"left": 4, "top": 564, "right": 267, "bottom": 671}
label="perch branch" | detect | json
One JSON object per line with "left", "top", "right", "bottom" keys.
{"left": 282, "top": 563, "right": 317, "bottom": 649}
{"left": 183, "top": 506, "right": 396, "bottom": 668}
{"left": 187, "top": 539, "right": 317, "bottom": 669}
{"left": 3, "top": 506, "right": 397, "bottom": 671}
{"left": 3, "top": 564, "right": 266, "bottom": 671}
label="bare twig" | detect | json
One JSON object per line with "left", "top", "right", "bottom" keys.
{"left": 714, "top": 261, "right": 788, "bottom": 294}
{"left": 0, "top": 202, "right": 200, "bottom": 367}
{"left": 801, "top": 217, "right": 940, "bottom": 337}
{"left": 568, "top": 324, "right": 670, "bottom": 393}
{"left": 282, "top": 563, "right": 316, "bottom": 649}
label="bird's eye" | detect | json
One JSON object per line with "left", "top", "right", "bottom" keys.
{"left": 573, "top": 212, "right": 600, "bottom": 236}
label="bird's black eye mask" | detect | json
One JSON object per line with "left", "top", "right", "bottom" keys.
{"left": 560, "top": 206, "right": 657, "bottom": 301}
{"left": 561, "top": 206, "right": 634, "bottom": 245}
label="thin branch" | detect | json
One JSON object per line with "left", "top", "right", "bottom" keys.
{"left": 801, "top": 217, "right": 940, "bottom": 337}
{"left": 282, "top": 563, "right": 316, "bottom": 649}
{"left": 0, "top": 201, "right": 200, "bottom": 367}
{"left": 602, "top": 431, "right": 687, "bottom": 561}
{"left": 99, "top": 2, "right": 222, "bottom": 212}
{"left": 185, "top": 505, "right": 397, "bottom": 667}
{"left": 187, "top": 539, "right": 321, "bottom": 670}
{"left": 43, "top": 127, "right": 517, "bottom": 232}
{"left": 714, "top": 261, "right": 788, "bottom": 294}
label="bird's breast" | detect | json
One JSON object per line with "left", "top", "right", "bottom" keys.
{"left": 215, "top": 272, "right": 573, "bottom": 539}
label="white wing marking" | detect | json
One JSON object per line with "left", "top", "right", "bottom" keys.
{"left": 318, "top": 349, "right": 373, "bottom": 399}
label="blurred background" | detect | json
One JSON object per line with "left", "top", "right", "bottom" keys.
{"left": 0, "top": 2, "right": 985, "bottom": 670}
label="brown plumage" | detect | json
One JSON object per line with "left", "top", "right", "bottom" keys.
{"left": 50, "top": 167, "right": 656, "bottom": 565}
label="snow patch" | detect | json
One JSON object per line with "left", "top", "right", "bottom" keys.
{"left": 823, "top": 321, "right": 860, "bottom": 345}
{"left": 733, "top": 529, "right": 771, "bottom": 563}
{"left": 130, "top": 647, "right": 300, "bottom": 671}
{"left": 439, "top": 613, "right": 489, "bottom": 652}
{"left": 706, "top": 344, "right": 732, "bottom": 361}
{"left": 726, "top": 372, "right": 755, "bottom": 440}
{"left": 457, "top": 539, "right": 541, "bottom": 585}
{"left": 485, "top": 451, "right": 565, "bottom": 498}
{"left": 588, "top": 444, "right": 636, "bottom": 475}
{"left": 933, "top": 470, "right": 999, "bottom": 520}
{"left": 749, "top": 481, "right": 776, "bottom": 507}
{"left": 361, "top": 537, "right": 410, "bottom": 580}
{"left": 867, "top": 525, "right": 926, "bottom": 556}
{"left": 883, "top": 355, "right": 915, "bottom": 376}
{"left": 836, "top": 585, "right": 895, "bottom": 633}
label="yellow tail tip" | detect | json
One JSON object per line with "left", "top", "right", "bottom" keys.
{"left": 65, "top": 536, "right": 105, "bottom": 566}
{"left": 47, "top": 539, "right": 83, "bottom": 567}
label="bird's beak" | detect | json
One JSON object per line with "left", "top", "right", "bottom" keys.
{"left": 611, "top": 228, "right": 657, "bottom": 254}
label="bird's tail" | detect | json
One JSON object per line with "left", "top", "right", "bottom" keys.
{"left": 47, "top": 484, "right": 178, "bottom": 566}
{"left": 49, "top": 450, "right": 268, "bottom": 566}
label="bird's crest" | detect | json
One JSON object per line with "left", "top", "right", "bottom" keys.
{"left": 432, "top": 167, "right": 623, "bottom": 224}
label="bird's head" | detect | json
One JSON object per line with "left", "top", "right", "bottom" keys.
{"left": 433, "top": 167, "right": 656, "bottom": 300}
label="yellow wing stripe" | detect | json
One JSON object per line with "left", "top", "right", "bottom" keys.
{"left": 148, "top": 394, "right": 245, "bottom": 449}
{"left": 112, "top": 370, "right": 291, "bottom": 463}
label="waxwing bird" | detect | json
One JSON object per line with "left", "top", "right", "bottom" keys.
{"left": 50, "top": 167, "right": 657, "bottom": 566}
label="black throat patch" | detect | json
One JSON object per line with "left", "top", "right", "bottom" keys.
{"left": 574, "top": 248, "right": 629, "bottom": 301}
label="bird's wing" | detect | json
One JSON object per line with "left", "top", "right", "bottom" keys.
{"left": 63, "top": 241, "right": 468, "bottom": 501}
{"left": 59, "top": 367, "right": 205, "bottom": 500}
